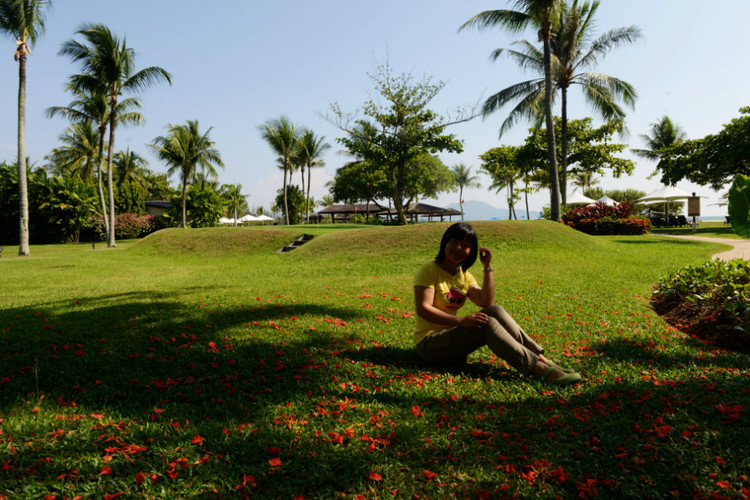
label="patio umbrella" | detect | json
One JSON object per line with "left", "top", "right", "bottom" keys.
{"left": 218, "top": 217, "right": 235, "bottom": 224}
{"left": 239, "top": 214, "right": 260, "bottom": 222}
{"left": 566, "top": 190, "right": 595, "bottom": 205}
{"left": 597, "top": 195, "right": 618, "bottom": 207}
{"left": 636, "top": 185, "right": 694, "bottom": 224}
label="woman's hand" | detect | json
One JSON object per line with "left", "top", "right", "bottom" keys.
{"left": 479, "top": 247, "right": 492, "bottom": 268}
{"left": 459, "top": 312, "right": 488, "bottom": 328}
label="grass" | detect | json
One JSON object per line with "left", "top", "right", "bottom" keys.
{"left": 1, "top": 221, "right": 748, "bottom": 499}
{"left": 651, "top": 220, "right": 741, "bottom": 239}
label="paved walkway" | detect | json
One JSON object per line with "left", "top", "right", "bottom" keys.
{"left": 663, "top": 234, "right": 750, "bottom": 261}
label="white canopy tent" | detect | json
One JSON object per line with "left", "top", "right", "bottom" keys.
{"left": 566, "top": 190, "right": 595, "bottom": 205}
{"left": 596, "top": 195, "right": 618, "bottom": 207}
{"left": 256, "top": 214, "right": 274, "bottom": 225}
{"left": 239, "top": 214, "right": 260, "bottom": 222}
{"left": 218, "top": 217, "right": 236, "bottom": 225}
{"left": 636, "top": 185, "right": 697, "bottom": 226}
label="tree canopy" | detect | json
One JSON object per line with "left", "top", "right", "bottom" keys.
{"left": 656, "top": 107, "right": 750, "bottom": 190}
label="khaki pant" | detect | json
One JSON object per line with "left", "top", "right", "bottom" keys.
{"left": 416, "top": 305, "right": 544, "bottom": 375}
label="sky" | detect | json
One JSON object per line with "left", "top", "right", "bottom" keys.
{"left": 1, "top": 0, "right": 748, "bottom": 217}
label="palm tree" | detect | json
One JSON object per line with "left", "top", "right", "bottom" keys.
{"left": 0, "top": 0, "right": 51, "bottom": 255}
{"left": 631, "top": 116, "right": 687, "bottom": 161}
{"left": 46, "top": 121, "right": 99, "bottom": 179}
{"left": 461, "top": 0, "right": 563, "bottom": 221}
{"left": 221, "top": 183, "right": 246, "bottom": 227}
{"left": 572, "top": 170, "right": 599, "bottom": 191}
{"left": 47, "top": 84, "right": 145, "bottom": 237}
{"left": 59, "top": 23, "right": 172, "bottom": 246}
{"left": 294, "top": 129, "right": 331, "bottom": 223}
{"left": 148, "top": 120, "right": 224, "bottom": 228}
{"left": 463, "top": 0, "right": 639, "bottom": 209}
{"left": 113, "top": 148, "right": 148, "bottom": 189}
{"left": 451, "top": 164, "right": 481, "bottom": 221}
{"left": 258, "top": 117, "right": 298, "bottom": 225}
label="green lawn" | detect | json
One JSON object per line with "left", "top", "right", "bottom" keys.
{"left": 1, "top": 222, "right": 747, "bottom": 499}
{"left": 651, "top": 220, "right": 741, "bottom": 239}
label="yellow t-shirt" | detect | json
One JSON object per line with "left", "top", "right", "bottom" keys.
{"left": 413, "top": 261, "right": 477, "bottom": 345}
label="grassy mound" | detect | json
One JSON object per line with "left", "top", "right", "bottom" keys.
{"left": 132, "top": 227, "right": 302, "bottom": 257}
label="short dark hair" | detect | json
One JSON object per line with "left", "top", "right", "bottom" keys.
{"left": 435, "top": 222, "right": 478, "bottom": 271}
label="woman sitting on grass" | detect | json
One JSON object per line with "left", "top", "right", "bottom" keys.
{"left": 413, "top": 222, "right": 581, "bottom": 386}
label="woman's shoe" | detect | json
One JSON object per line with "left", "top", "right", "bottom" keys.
{"left": 548, "top": 362, "right": 577, "bottom": 374}
{"left": 539, "top": 366, "right": 581, "bottom": 386}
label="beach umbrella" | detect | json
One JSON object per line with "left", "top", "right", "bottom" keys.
{"left": 239, "top": 214, "right": 260, "bottom": 222}
{"left": 636, "top": 185, "right": 695, "bottom": 223}
{"left": 218, "top": 217, "right": 235, "bottom": 224}
{"left": 597, "top": 195, "right": 618, "bottom": 207}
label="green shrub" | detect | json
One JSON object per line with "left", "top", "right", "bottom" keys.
{"left": 653, "top": 259, "right": 750, "bottom": 333}
{"left": 93, "top": 213, "right": 162, "bottom": 240}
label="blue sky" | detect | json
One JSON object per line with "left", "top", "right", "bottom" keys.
{"left": 1, "top": 1, "right": 748, "bottom": 216}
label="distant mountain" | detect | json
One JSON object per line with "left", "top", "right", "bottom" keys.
{"left": 446, "top": 200, "right": 541, "bottom": 221}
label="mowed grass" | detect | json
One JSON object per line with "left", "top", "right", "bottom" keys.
{"left": 0, "top": 221, "right": 748, "bottom": 499}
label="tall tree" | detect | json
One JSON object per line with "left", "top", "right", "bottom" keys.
{"left": 258, "top": 117, "right": 298, "bottom": 225}
{"left": 46, "top": 121, "right": 99, "bottom": 179}
{"left": 220, "top": 183, "right": 247, "bottom": 227}
{"left": 113, "top": 148, "right": 148, "bottom": 189}
{"left": 148, "top": 120, "right": 224, "bottom": 228}
{"left": 59, "top": 23, "right": 171, "bottom": 246}
{"left": 451, "top": 164, "right": 481, "bottom": 221}
{"left": 0, "top": 0, "right": 51, "bottom": 255}
{"left": 47, "top": 84, "right": 145, "bottom": 236}
{"left": 461, "top": 0, "right": 563, "bottom": 220}
{"left": 294, "top": 128, "right": 330, "bottom": 223}
{"left": 331, "top": 66, "right": 463, "bottom": 224}
{"left": 631, "top": 115, "right": 687, "bottom": 161}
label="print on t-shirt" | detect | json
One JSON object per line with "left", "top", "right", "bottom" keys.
{"left": 444, "top": 287, "right": 466, "bottom": 309}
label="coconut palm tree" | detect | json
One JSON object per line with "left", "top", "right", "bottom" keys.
{"left": 294, "top": 128, "right": 331, "bottom": 223}
{"left": 464, "top": 0, "right": 640, "bottom": 208}
{"left": 221, "top": 183, "right": 247, "bottom": 227}
{"left": 59, "top": 23, "right": 171, "bottom": 246}
{"left": 46, "top": 121, "right": 99, "bottom": 179}
{"left": 259, "top": 117, "right": 298, "bottom": 225}
{"left": 148, "top": 120, "right": 224, "bottom": 228}
{"left": 47, "top": 84, "right": 145, "bottom": 236}
{"left": 631, "top": 116, "right": 687, "bottom": 161}
{"left": 461, "top": 0, "right": 563, "bottom": 220}
{"left": 451, "top": 164, "right": 481, "bottom": 221}
{"left": 0, "top": 0, "right": 51, "bottom": 255}
{"left": 572, "top": 170, "right": 599, "bottom": 191}
{"left": 113, "top": 148, "right": 148, "bottom": 189}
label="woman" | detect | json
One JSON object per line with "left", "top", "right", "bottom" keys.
{"left": 413, "top": 222, "right": 581, "bottom": 385}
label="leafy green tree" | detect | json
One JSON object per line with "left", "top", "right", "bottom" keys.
{"left": 274, "top": 185, "right": 306, "bottom": 225}
{"left": 38, "top": 175, "right": 98, "bottom": 242}
{"left": 330, "top": 160, "right": 388, "bottom": 210}
{"left": 149, "top": 120, "right": 224, "bottom": 228}
{"left": 142, "top": 171, "right": 174, "bottom": 201}
{"left": 163, "top": 184, "right": 223, "bottom": 228}
{"left": 59, "top": 23, "right": 172, "bottom": 246}
{"left": 656, "top": 107, "right": 750, "bottom": 190}
{"left": 631, "top": 115, "right": 687, "bottom": 162}
{"left": 294, "top": 128, "right": 330, "bottom": 223}
{"left": 572, "top": 170, "right": 599, "bottom": 191}
{"left": 480, "top": 146, "right": 524, "bottom": 219}
{"left": 728, "top": 174, "right": 750, "bottom": 238}
{"left": 259, "top": 116, "right": 298, "bottom": 225}
{"left": 0, "top": 0, "right": 51, "bottom": 255}
{"left": 332, "top": 66, "right": 463, "bottom": 224}
{"left": 461, "top": 0, "right": 563, "bottom": 221}
{"left": 451, "top": 164, "right": 481, "bottom": 221}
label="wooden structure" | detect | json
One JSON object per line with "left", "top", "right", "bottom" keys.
{"left": 316, "top": 202, "right": 460, "bottom": 223}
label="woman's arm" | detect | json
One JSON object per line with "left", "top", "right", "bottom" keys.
{"left": 467, "top": 246, "right": 495, "bottom": 307}
{"left": 414, "top": 285, "right": 488, "bottom": 328}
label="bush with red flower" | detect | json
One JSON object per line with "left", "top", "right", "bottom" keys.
{"left": 562, "top": 201, "right": 651, "bottom": 235}
{"left": 92, "top": 213, "right": 163, "bottom": 241}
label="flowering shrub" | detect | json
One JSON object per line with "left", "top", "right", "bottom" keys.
{"left": 562, "top": 201, "right": 650, "bottom": 235}
{"left": 93, "top": 213, "right": 162, "bottom": 240}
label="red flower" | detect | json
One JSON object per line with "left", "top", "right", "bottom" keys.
{"left": 369, "top": 469, "right": 382, "bottom": 481}
{"left": 269, "top": 458, "right": 282, "bottom": 467}
{"left": 421, "top": 470, "right": 438, "bottom": 479}
{"left": 192, "top": 435, "right": 204, "bottom": 446}
{"left": 412, "top": 405, "right": 423, "bottom": 417}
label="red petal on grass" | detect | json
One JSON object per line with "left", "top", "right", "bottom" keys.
{"left": 412, "top": 405, "right": 423, "bottom": 417}
{"left": 369, "top": 470, "right": 382, "bottom": 481}
{"left": 192, "top": 435, "right": 204, "bottom": 445}
{"left": 99, "top": 466, "right": 113, "bottom": 476}
{"left": 421, "top": 470, "right": 438, "bottom": 479}
{"left": 269, "top": 458, "right": 282, "bottom": 467}
{"left": 103, "top": 494, "right": 125, "bottom": 500}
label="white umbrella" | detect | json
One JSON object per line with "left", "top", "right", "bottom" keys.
{"left": 256, "top": 214, "right": 274, "bottom": 221}
{"left": 218, "top": 217, "right": 235, "bottom": 224}
{"left": 636, "top": 185, "right": 695, "bottom": 225}
{"left": 566, "top": 190, "right": 595, "bottom": 205}
{"left": 239, "top": 214, "right": 260, "bottom": 222}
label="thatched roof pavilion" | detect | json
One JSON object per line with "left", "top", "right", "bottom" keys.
{"left": 316, "top": 202, "right": 460, "bottom": 223}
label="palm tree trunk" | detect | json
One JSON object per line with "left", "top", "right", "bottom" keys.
{"left": 181, "top": 175, "right": 188, "bottom": 228}
{"left": 560, "top": 87, "right": 569, "bottom": 206}
{"left": 525, "top": 181, "right": 530, "bottom": 221}
{"left": 17, "top": 51, "right": 30, "bottom": 256}
{"left": 306, "top": 164, "right": 312, "bottom": 224}
{"left": 542, "top": 23, "right": 561, "bottom": 222}
{"left": 459, "top": 185, "right": 465, "bottom": 221}
{"left": 96, "top": 127, "right": 110, "bottom": 238}
{"left": 283, "top": 162, "right": 290, "bottom": 225}
{"left": 106, "top": 102, "right": 117, "bottom": 247}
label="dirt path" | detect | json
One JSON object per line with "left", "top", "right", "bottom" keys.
{"left": 663, "top": 234, "right": 750, "bottom": 261}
